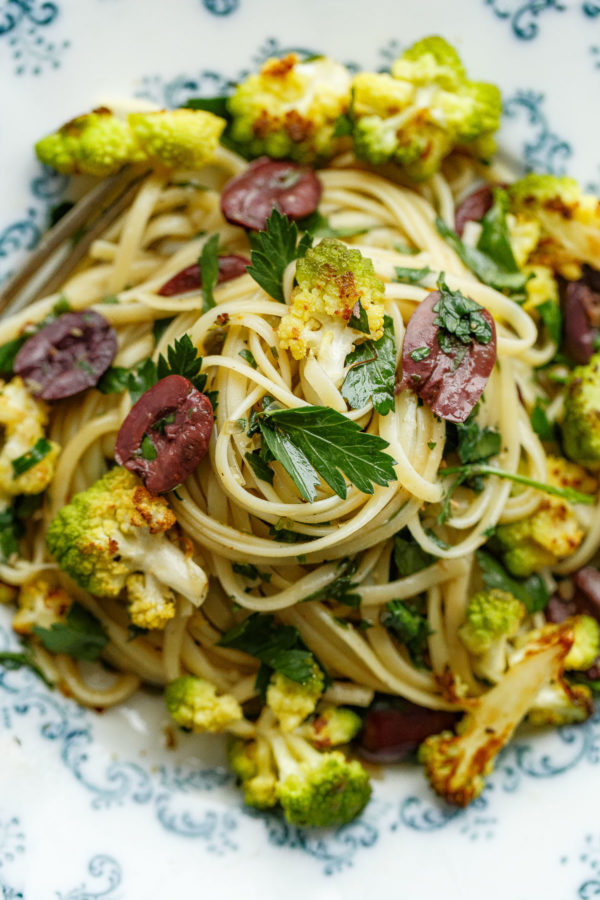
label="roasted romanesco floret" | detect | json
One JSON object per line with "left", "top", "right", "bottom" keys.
{"left": 165, "top": 675, "right": 243, "bottom": 733}
{"left": 508, "top": 174, "right": 600, "bottom": 278}
{"left": 493, "top": 456, "right": 595, "bottom": 577}
{"left": 458, "top": 589, "right": 526, "bottom": 683}
{"left": 35, "top": 107, "right": 225, "bottom": 176}
{"left": 226, "top": 53, "right": 352, "bottom": 163}
{"left": 295, "top": 704, "right": 363, "bottom": 749}
{"left": 0, "top": 377, "right": 60, "bottom": 499}
{"left": 562, "top": 353, "right": 600, "bottom": 467}
{"left": 266, "top": 664, "right": 325, "bottom": 731}
{"left": 12, "top": 577, "right": 72, "bottom": 636}
{"left": 45, "top": 467, "right": 208, "bottom": 626}
{"left": 563, "top": 614, "right": 600, "bottom": 671}
{"left": 351, "top": 36, "right": 501, "bottom": 180}
{"left": 419, "top": 619, "right": 578, "bottom": 806}
{"left": 277, "top": 238, "right": 386, "bottom": 387}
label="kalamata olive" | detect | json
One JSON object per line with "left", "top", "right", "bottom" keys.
{"left": 563, "top": 280, "right": 600, "bottom": 364}
{"left": 573, "top": 567, "right": 600, "bottom": 621}
{"left": 157, "top": 254, "right": 249, "bottom": 296}
{"left": 454, "top": 184, "right": 495, "bottom": 236}
{"left": 545, "top": 594, "right": 578, "bottom": 624}
{"left": 358, "top": 702, "right": 460, "bottom": 763}
{"left": 14, "top": 310, "right": 117, "bottom": 400}
{"left": 220, "top": 157, "right": 321, "bottom": 231}
{"left": 398, "top": 290, "right": 497, "bottom": 423}
{"left": 114, "top": 374, "right": 213, "bottom": 493}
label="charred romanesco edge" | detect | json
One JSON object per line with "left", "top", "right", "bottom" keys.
{"left": 351, "top": 35, "right": 501, "bottom": 180}
{"left": 494, "top": 456, "right": 595, "bottom": 577}
{"left": 12, "top": 577, "right": 72, "bottom": 636}
{"left": 165, "top": 675, "right": 243, "bottom": 733}
{"left": 266, "top": 664, "right": 325, "bottom": 732}
{"left": 527, "top": 680, "right": 594, "bottom": 727}
{"left": 226, "top": 53, "right": 352, "bottom": 163}
{"left": 295, "top": 704, "right": 363, "bottom": 748}
{"left": 0, "top": 377, "right": 60, "bottom": 499}
{"left": 563, "top": 353, "right": 600, "bottom": 467}
{"left": 35, "top": 107, "right": 225, "bottom": 176}
{"left": 508, "top": 174, "right": 600, "bottom": 277}
{"left": 277, "top": 238, "right": 386, "bottom": 385}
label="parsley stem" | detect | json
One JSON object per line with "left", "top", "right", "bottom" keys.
{"left": 440, "top": 464, "right": 596, "bottom": 506}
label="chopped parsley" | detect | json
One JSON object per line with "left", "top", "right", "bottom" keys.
{"left": 341, "top": 314, "right": 397, "bottom": 415}
{"left": 34, "top": 603, "right": 109, "bottom": 661}
{"left": 247, "top": 209, "right": 312, "bottom": 303}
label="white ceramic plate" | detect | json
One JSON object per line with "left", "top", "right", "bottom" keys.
{"left": 2, "top": 2, "right": 600, "bottom": 897}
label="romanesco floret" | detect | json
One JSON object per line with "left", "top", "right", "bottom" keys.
{"left": 12, "top": 577, "right": 72, "bottom": 636}
{"left": 266, "top": 664, "right": 325, "bottom": 731}
{"left": 45, "top": 467, "right": 208, "bottom": 617}
{"left": 527, "top": 680, "right": 594, "bottom": 727}
{"left": 165, "top": 675, "right": 243, "bottom": 733}
{"left": 458, "top": 589, "right": 526, "bottom": 683}
{"left": 277, "top": 238, "right": 386, "bottom": 386}
{"left": 351, "top": 36, "right": 501, "bottom": 180}
{"left": 0, "top": 377, "right": 60, "bottom": 499}
{"left": 562, "top": 353, "right": 600, "bottom": 467}
{"left": 419, "top": 619, "right": 577, "bottom": 806}
{"left": 35, "top": 107, "right": 225, "bottom": 176}
{"left": 494, "top": 456, "right": 593, "bottom": 577}
{"left": 125, "top": 572, "right": 175, "bottom": 631}
{"left": 508, "top": 174, "right": 600, "bottom": 278}
{"left": 296, "top": 704, "right": 363, "bottom": 748}
{"left": 229, "top": 736, "right": 279, "bottom": 809}
{"left": 226, "top": 53, "right": 352, "bottom": 163}
{"left": 564, "top": 614, "right": 600, "bottom": 670}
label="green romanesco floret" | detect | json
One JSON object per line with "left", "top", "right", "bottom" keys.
{"left": 226, "top": 53, "right": 352, "bottom": 163}
{"left": 295, "top": 704, "right": 363, "bottom": 748}
{"left": 351, "top": 36, "right": 501, "bottom": 180}
{"left": 527, "top": 680, "right": 594, "bottom": 727}
{"left": 125, "top": 572, "right": 175, "bottom": 631}
{"left": 45, "top": 467, "right": 208, "bottom": 618}
{"left": 419, "top": 619, "right": 577, "bottom": 806}
{"left": 458, "top": 589, "right": 526, "bottom": 683}
{"left": 165, "top": 675, "right": 243, "bottom": 733}
{"left": 563, "top": 614, "right": 600, "bottom": 670}
{"left": 35, "top": 107, "right": 225, "bottom": 176}
{"left": 493, "top": 456, "right": 594, "bottom": 577}
{"left": 229, "top": 736, "right": 279, "bottom": 809}
{"left": 0, "top": 377, "right": 60, "bottom": 500}
{"left": 508, "top": 174, "right": 600, "bottom": 278}
{"left": 266, "top": 664, "right": 325, "bottom": 731}
{"left": 562, "top": 353, "right": 600, "bottom": 467}
{"left": 12, "top": 577, "right": 72, "bottom": 636}
{"left": 277, "top": 238, "right": 386, "bottom": 386}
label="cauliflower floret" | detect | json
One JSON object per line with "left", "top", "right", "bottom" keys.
{"left": 527, "top": 680, "right": 594, "bottom": 727}
{"left": 0, "top": 377, "right": 60, "bottom": 498}
{"left": 46, "top": 467, "right": 208, "bottom": 605}
{"left": 458, "top": 589, "right": 526, "bottom": 683}
{"left": 165, "top": 675, "right": 243, "bottom": 733}
{"left": 494, "top": 456, "right": 595, "bottom": 576}
{"left": 562, "top": 353, "right": 600, "bottom": 467}
{"left": 266, "top": 665, "right": 325, "bottom": 731}
{"left": 226, "top": 53, "right": 352, "bottom": 163}
{"left": 35, "top": 107, "right": 224, "bottom": 176}
{"left": 12, "top": 577, "right": 72, "bottom": 636}
{"left": 351, "top": 36, "right": 501, "bottom": 180}
{"left": 278, "top": 238, "right": 386, "bottom": 387}
{"left": 125, "top": 572, "right": 175, "bottom": 631}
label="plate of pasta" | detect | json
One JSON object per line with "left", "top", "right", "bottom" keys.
{"left": 2, "top": 1, "right": 600, "bottom": 898}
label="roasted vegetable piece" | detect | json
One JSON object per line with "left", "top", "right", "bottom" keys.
{"left": 0, "top": 377, "right": 60, "bottom": 499}
{"left": 165, "top": 675, "right": 243, "bottom": 732}
{"left": 419, "top": 620, "right": 576, "bottom": 806}
{"left": 458, "top": 589, "right": 526, "bottom": 683}
{"left": 266, "top": 665, "right": 325, "bottom": 732}
{"left": 562, "top": 353, "right": 600, "bottom": 467}
{"left": 46, "top": 467, "right": 208, "bottom": 623}
{"left": 226, "top": 53, "right": 352, "bottom": 163}
{"left": 35, "top": 107, "right": 225, "bottom": 175}
{"left": 12, "top": 577, "right": 72, "bottom": 636}
{"left": 277, "top": 238, "right": 386, "bottom": 387}
{"left": 351, "top": 36, "right": 501, "bottom": 180}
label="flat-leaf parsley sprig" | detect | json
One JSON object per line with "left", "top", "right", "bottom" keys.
{"left": 255, "top": 403, "right": 397, "bottom": 502}
{"left": 247, "top": 209, "right": 313, "bottom": 303}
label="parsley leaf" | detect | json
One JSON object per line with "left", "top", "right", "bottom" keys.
{"left": 199, "top": 233, "right": 220, "bottom": 312}
{"left": 530, "top": 398, "right": 555, "bottom": 441}
{"left": 303, "top": 559, "right": 362, "bottom": 609}
{"left": 440, "top": 463, "right": 595, "bottom": 506}
{"left": 537, "top": 299, "right": 562, "bottom": 345}
{"left": 332, "top": 112, "right": 353, "bottom": 137}
{"left": 247, "top": 209, "right": 312, "bottom": 303}
{"left": 476, "top": 549, "right": 550, "bottom": 613}
{"left": 152, "top": 316, "right": 175, "bottom": 346}
{"left": 393, "top": 529, "right": 436, "bottom": 578}
{"left": 449, "top": 414, "right": 502, "bottom": 465}
{"left": 434, "top": 275, "right": 493, "bottom": 347}
{"left": 11, "top": 438, "right": 52, "bottom": 478}
{"left": 232, "top": 562, "right": 271, "bottom": 582}
{"left": 436, "top": 217, "right": 527, "bottom": 295}
{"left": 477, "top": 188, "right": 521, "bottom": 275}
{"left": 341, "top": 314, "right": 397, "bottom": 415}
{"left": 257, "top": 404, "right": 397, "bottom": 502}
{"left": 239, "top": 349, "right": 258, "bottom": 368}
{"left": 218, "top": 612, "right": 320, "bottom": 684}
{"left": 0, "top": 649, "right": 52, "bottom": 686}
{"left": 156, "top": 334, "right": 206, "bottom": 391}
{"left": 184, "top": 96, "right": 232, "bottom": 118}
{"left": 33, "top": 602, "right": 108, "bottom": 661}
{"left": 348, "top": 300, "right": 370, "bottom": 335}
{"left": 245, "top": 450, "right": 274, "bottom": 484}
{"left": 410, "top": 347, "right": 430, "bottom": 362}
{"left": 394, "top": 265, "right": 432, "bottom": 284}
{"left": 381, "top": 599, "right": 432, "bottom": 667}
